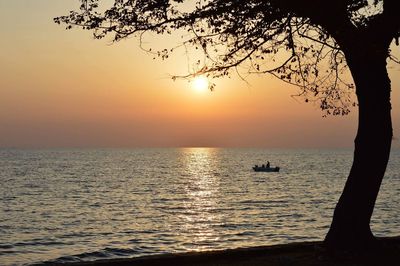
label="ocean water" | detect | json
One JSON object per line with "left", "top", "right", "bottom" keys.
{"left": 0, "top": 148, "right": 399, "bottom": 265}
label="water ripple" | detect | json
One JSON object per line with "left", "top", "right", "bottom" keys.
{"left": 0, "top": 148, "right": 399, "bottom": 265}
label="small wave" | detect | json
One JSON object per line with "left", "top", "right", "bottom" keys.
{"left": 0, "top": 251, "right": 15, "bottom": 258}
{"left": 128, "top": 239, "right": 142, "bottom": 244}
{"left": 13, "top": 239, "right": 65, "bottom": 248}
{"left": 219, "top": 223, "right": 253, "bottom": 229}
{"left": 239, "top": 199, "right": 288, "bottom": 205}
{"left": 46, "top": 247, "right": 145, "bottom": 264}
{"left": 58, "top": 232, "right": 96, "bottom": 239}
{"left": 235, "top": 231, "right": 257, "bottom": 237}
{"left": 0, "top": 244, "right": 14, "bottom": 249}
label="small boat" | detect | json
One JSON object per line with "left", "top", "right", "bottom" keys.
{"left": 252, "top": 165, "right": 280, "bottom": 172}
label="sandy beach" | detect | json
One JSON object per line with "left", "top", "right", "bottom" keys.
{"left": 55, "top": 236, "right": 400, "bottom": 266}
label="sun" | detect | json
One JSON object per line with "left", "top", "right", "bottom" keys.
{"left": 192, "top": 76, "right": 209, "bottom": 92}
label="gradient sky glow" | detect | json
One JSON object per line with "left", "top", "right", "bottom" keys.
{"left": 1, "top": 1, "right": 399, "bottom": 148}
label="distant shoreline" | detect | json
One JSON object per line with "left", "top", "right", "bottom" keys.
{"left": 52, "top": 236, "right": 400, "bottom": 266}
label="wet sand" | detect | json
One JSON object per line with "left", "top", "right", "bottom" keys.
{"left": 60, "top": 236, "right": 400, "bottom": 266}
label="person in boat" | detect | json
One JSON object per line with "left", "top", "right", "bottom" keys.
{"left": 262, "top": 164, "right": 265, "bottom": 168}
{"left": 267, "top": 161, "right": 270, "bottom": 168}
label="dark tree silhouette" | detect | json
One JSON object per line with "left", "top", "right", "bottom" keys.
{"left": 56, "top": 0, "right": 400, "bottom": 252}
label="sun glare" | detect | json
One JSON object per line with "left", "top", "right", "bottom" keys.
{"left": 192, "top": 76, "right": 209, "bottom": 92}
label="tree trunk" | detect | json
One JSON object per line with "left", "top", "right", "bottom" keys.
{"left": 324, "top": 43, "right": 393, "bottom": 252}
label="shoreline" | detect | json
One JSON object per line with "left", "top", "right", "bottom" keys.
{"left": 48, "top": 236, "right": 400, "bottom": 266}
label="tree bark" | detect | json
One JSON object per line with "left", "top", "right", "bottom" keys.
{"left": 324, "top": 42, "right": 393, "bottom": 252}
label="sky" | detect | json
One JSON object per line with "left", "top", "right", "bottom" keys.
{"left": 0, "top": 0, "right": 399, "bottom": 148}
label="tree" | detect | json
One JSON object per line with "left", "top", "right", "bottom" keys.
{"left": 56, "top": 0, "right": 400, "bottom": 252}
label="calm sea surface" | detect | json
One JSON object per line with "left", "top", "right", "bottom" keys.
{"left": 0, "top": 148, "right": 399, "bottom": 265}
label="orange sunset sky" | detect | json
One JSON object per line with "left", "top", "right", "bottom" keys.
{"left": 1, "top": 1, "right": 399, "bottom": 148}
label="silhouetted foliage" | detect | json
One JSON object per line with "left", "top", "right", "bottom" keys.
{"left": 56, "top": 1, "right": 398, "bottom": 116}
{"left": 57, "top": 0, "right": 400, "bottom": 252}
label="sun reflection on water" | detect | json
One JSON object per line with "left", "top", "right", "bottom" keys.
{"left": 178, "top": 148, "right": 223, "bottom": 251}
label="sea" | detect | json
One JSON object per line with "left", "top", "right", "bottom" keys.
{"left": 0, "top": 148, "right": 399, "bottom": 266}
